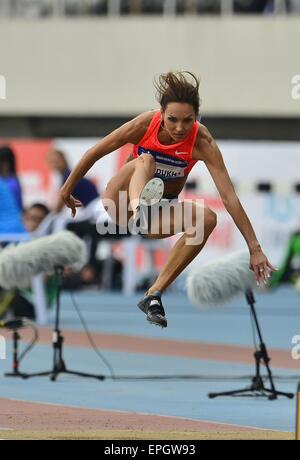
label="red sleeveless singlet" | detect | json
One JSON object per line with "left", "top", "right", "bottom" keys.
{"left": 132, "top": 111, "right": 199, "bottom": 182}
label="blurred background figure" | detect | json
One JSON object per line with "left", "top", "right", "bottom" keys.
{"left": 46, "top": 148, "right": 99, "bottom": 215}
{"left": 269, "top": 229, "right": 300, "bottom": 290}
{"left": 46, "top": 148, "right": 107, "bottom": 287}
{"left": 22, "top": 203, "right": 50, "bottom": 233}
{"left": 0, "top": 178, "right": 25, "bottom": 236}
{"left": 1, "top": 0, "right": 299, "bottom": 18}
{"left": 0, "top": 145, "right": 26, "bottom": 238}
{"left": 0, "top": 202, "right": 56, "bottom": 320}
{"left": 233, "top": 0, "right": 271, "bottom": 13}
{"left": 0, "top": 145, "right": 23, "bottom": 212}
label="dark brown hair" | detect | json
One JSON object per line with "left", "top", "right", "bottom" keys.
{"left": 0, "top": 145, "right": 17, "bottom": 175}
{"left": 154, "top": 71, "right": 200, "bottom": 116}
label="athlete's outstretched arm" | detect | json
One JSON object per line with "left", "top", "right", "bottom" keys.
{"left": 60, "top": 112, "right": 151, "bottom": 216}
{"left": 192, "top": 125, "right": 276, "bottom": 285}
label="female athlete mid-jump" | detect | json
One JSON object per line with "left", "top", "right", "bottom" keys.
{"left": 60, "top": 71, "right": 275, "bottom": 328}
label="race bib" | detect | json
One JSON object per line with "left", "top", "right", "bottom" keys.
{"left": 138, "top": 147, "right": 187, "bottom": 181}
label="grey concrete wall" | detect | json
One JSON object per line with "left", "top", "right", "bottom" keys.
{"left": 0, "top": 17, "right": 299, "bottom": 116}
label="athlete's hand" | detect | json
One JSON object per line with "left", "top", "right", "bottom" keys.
{"left": 249, "top": 247, "right": 277, "bottom": 286}
{"left": 60, "top": 189, "right": 83, "bottom": 217}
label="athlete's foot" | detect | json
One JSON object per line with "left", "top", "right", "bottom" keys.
{"left": 132, "top": 178, "right": 164, "bottom": 232}
{"left": 137, "top": 291, "right": 167, "bottom": 328}
{"left": 139, "top": 177, "right": 164, "bottom": 206}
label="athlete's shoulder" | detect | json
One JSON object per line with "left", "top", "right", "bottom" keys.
{"left": 131, "top": 110, "right": 157, "bottom": 129}
{"left": 127, "top": 110, "right": 158, "bottom": 144}
{"left": 192, "top": 123, "right": 215, "bottom": 161}
{"left": 196, "top": 123, "right": 214, "bottom": 146}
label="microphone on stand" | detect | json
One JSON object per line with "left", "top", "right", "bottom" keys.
{"left": 0, "top": 231, "right": 102, "bottom": 381}
{"left": 186, "top": 251, "right": 262, "bottom": 308}
{"left": 0, "top": 230, "right": 88, "bottom": 290}
{"left": 187, "top": 252, "right": 294, "bottom": 401}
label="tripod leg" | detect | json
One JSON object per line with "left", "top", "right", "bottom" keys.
{"left": 5, "top": 371, "right": 30, "bottom": 379}
{"left": 16, "top": 267, "right": 106, "bottom": 382}
{"left": 62, "top": 370, "right": 105, "bottom": 380}
{"left": 50, "top": 332, "right": 67, "bottom": 380}
{"left": 208, "top": 387, "right": 255, "bottom": 398}
{"left": 263, "top": 388, "right": 294, "bottom": 399}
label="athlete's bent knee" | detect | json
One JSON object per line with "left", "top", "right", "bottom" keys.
{"left": 205, "top": 208, "right": 217, "bottom": 233}
{"left": 138, "top": 154, "right": 156, "bottom": 175}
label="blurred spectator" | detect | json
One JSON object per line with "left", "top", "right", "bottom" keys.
{"left": 47, "top": 148, "right": 103, "bottom": 264}
{"left": 90, "top": 0, "right": 108, "bottom": 14}
{"left": 62, "top": 254, "right": 123, "bottom": 291}
{"left": 263, "top": 0, "right": 300, "bottom": 13}
{"left": 2, "top": 0, "right": 300, "bottom": 17}
{"left": 0, "top": 202, "right": 57, "bottom": 320}
{"left": 62, "top": 261, "right": 103, "bottom": 290}
{"left": 46, "top": 148, "right": 120, "bottom": 290}
{"left": 0, "top": 145, "right": 23, "bottom": 211}
{"left": 22, "top": 203, "right": 50, "bottom": 233}
{"left": 289, "top": 0, "right": 300, "bottom": 13}
{"left": 21, "top": 202, "right": 118, "bottom": 291}
{"left": 0, "top": 178, "right": 25, "bottom": 235}
{"left": 140, "top": 0, "right": 163, "bottom": 14}
{"left": 196, "top": 0, "right": 220, "bottom": 14}
{"left": 234, "top": 0, "right": 270, "bottom": 13}
{"left": 269, "top": 230, "right": 300, "bottom": 289}
{"left": 46, "top": 148, "right": 99, "bottom": 214}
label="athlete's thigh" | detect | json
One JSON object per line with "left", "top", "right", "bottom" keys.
{"left": 101, "top": 160, "right": 137, "bottom": 225}
{"left": 145, "top": 199, "right": 205, "bottom": 240}
{"left": 145, "top": 200, "right": 184, "bottom": 239}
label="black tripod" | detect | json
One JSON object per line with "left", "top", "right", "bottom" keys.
{"left": 208, "top": 289, "right": 294, "bottom": 400}
{"left": 5, "top": 330, "right": 30, "bottom": 379}
{"left": 23, "top": 266, "right": 105, "bottom": 382}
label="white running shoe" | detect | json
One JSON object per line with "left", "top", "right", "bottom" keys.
{"left": 133, "top": 178, "right": 164, "bottom": 233}
{"left": 139, "top": 178, "right": 164, "bottom": 207}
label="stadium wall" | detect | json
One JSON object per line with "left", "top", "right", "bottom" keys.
{"left": 0, "top": 17, "right": 300, "bottom": 118}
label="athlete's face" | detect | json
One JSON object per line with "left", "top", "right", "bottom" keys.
{"left": 161, "top": 103, "right": 196, "bottom": 142}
